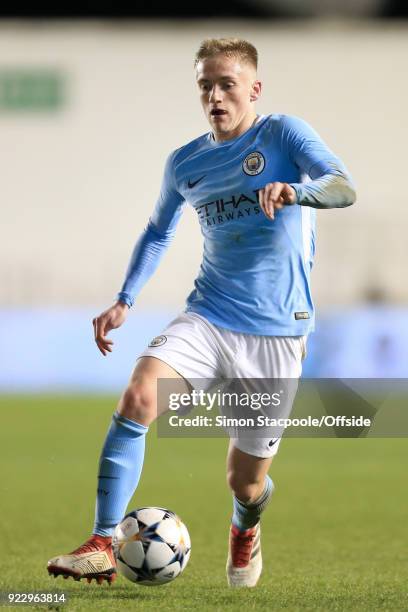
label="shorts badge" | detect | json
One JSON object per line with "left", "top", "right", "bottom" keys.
{"left": 148, "top": 335, "right": 167, "bottom": 347}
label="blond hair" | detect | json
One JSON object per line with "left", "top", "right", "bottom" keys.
{"left": 194, "top": 38, "right": 258, "bottom": 70}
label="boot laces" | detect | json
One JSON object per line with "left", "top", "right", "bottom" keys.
{"left": 231, "top": 529, "right": 256, "bottom": 567}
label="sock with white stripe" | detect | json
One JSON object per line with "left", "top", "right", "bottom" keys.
{"left": 232, "top": 475, "right": 274, "bottom": 530}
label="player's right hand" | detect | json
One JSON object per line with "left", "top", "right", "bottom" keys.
{"left": 258, "top": 182, "right": 296, "bottom": 220}
{"left": 92, "top": 301, "right": 129, "bottom": 356}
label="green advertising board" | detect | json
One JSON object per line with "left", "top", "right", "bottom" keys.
{"left": 0, "top": 69, "right": 65, "bottom": 111}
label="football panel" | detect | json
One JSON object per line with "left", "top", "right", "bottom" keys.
{"left": 145, "top": 540, "right": 174, "bottom": 569}
{"left": 179, "top": 521, "right": 191, "bottom": 549}
{"left": 155, "top": 517, "right": 182, "bottom": 546}
{"left": 117, "top": 558, "right": 139, "bottom": 583}
{"left": 136, "top": 507, "right": 166, "bottom": 526}
{"left": 120, "top": 540, "right": 145, "bottom": 569}
{"left": 180, "top": 547, "right": 191, "bottom": 571}
{"left": 154, "top": 561, "right": 182, "bottom": 584}
{"left": 114, "top": 516, "right": 139, "bottom": 543}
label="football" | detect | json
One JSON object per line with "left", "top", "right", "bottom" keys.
{"left": 113, "top": 507, "right": 191, "bottom": 586}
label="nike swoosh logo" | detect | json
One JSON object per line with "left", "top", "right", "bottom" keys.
{"left": 188, "top": 175, "right": 206, "bottom": 189}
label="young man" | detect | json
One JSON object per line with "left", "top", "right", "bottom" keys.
{"left": 47, "top": 38, "right": 355, "bottom": 587}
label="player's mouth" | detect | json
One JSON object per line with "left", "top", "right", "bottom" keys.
{"left": 210, "top": 108, "right": 228, "bottom": 119}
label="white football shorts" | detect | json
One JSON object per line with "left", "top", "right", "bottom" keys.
{"left": 140, "top": 311, "right": 307, "bottom": 458}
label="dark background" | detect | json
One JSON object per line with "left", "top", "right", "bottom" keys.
{"left": 0, "top": 0, "right": 406, "bottom": 18}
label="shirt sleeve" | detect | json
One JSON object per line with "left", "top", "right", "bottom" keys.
{"left": 117, "top": 151, "right": 186, "bottom": 307}
{"left": 281, "top": 115, "right": 356, "bottom": 209}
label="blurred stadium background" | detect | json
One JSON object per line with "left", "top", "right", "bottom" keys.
{"left": 1, "top": 2, "right": 408, "bottom": 391}
{"left": 1, "top": 7, "right": 408, "bottom": 610}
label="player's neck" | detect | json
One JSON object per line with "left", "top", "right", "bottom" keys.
{"left": 213, "top": 112, "right": 259, "bottom": 143}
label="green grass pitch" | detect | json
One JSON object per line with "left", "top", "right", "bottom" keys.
{"left": 1, "top": 395, "right": 407, "bottom": 611}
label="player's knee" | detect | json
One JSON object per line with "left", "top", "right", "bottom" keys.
{"left": 117, "top": 382, "right": 157, "bottom": 426}
{"left": 227, "top": 471, "right": 264, "bottom": 504}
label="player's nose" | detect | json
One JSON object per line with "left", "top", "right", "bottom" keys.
{"left": 208, "top": 85, "right": 223, "bottom": 103}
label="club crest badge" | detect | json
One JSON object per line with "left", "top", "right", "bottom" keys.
{"left": 148, "top": 335, "right": 167, "bottom": 347}
{"left": 242, "top": 151, "right": 265, "bottom": 176}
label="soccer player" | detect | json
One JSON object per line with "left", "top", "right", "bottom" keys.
{"left": 47, "top": 38, "right": 355, "bottom": 587}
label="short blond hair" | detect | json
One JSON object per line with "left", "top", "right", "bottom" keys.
{"left": 194, "top": 38, "right": 258, "bottom": 70}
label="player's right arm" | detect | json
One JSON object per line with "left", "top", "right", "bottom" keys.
{"left": 93, "top": 151, "right": 185, "bottom": 356}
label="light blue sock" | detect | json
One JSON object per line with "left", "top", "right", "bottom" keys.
{"left": 232, "top": 475, "right": 274, "bottom": 530}
{"left": 93, "top": 411, "right": 148, "bottom": 537}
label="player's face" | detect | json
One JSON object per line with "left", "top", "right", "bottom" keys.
{"left": 196, "top": 54, "right": 261, "bottom": 142}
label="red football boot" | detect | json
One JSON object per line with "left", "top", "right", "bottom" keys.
{"left": 47, "top": 535, "right": 117, "bottom": 584}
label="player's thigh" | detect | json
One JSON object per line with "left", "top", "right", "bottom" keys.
{"left": 117, "top": 356, "right": 190, "bottom": 422}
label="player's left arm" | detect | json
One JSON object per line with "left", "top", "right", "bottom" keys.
{"left": 259, "top": 115, "right": 356, "bottom": 220}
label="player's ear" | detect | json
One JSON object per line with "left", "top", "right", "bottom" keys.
{"left": 250, "top": 80, "right": 262, "bottom": 102}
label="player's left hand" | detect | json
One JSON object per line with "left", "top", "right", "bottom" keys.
{"left": 258, "top": 182, "right": 296, "bottom": 220}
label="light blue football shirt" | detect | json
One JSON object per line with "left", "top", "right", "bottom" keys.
{"left": 118, "top": 114, "right": 355, "bottom": 336}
